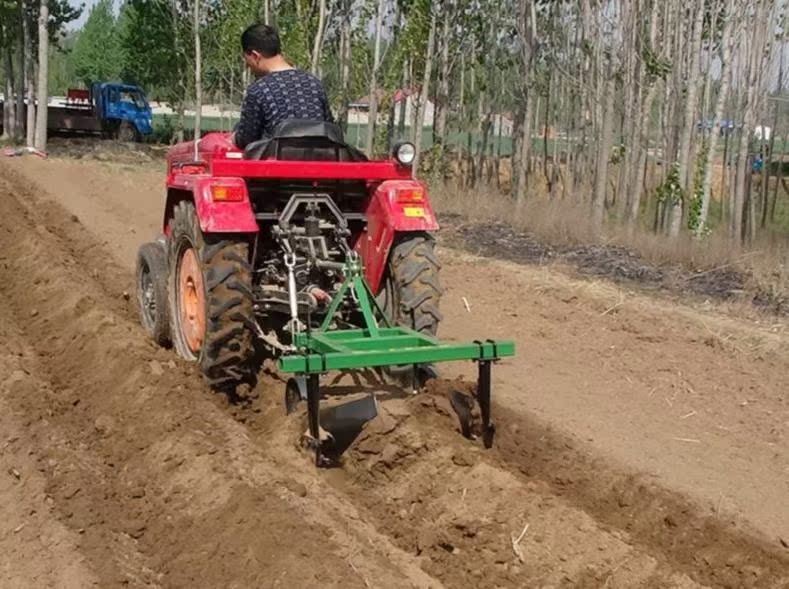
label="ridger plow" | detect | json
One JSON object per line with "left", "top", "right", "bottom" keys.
{"left": 135, "top": 120, "right": 514, "bottom": 466}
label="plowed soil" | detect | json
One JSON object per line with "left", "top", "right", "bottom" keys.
{"left": 1, "top": 153, "right": 788, "bottom": 588}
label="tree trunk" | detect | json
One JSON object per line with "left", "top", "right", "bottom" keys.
{"left": 410, "top": 59, "right": 428, "bottom": 146}
{"left": 192, "top": 0, "right": 202, "bottom": 143}
{"left": 310, "top": 0, "right": 327, "bottom": 75}
{"left": 475, "top": 112, "right": 492, "bottom": 187}
{"left": 472, "top": 85, "right": 487, "bottom": 187}
{"left": 746, "top": 161, "right": 756, "bottom": 243}
{"left": 761, "top": 26, "right": 784, "bottom": 228}
{"left": 732, "top": 0, "right": 775, "bottom": 242}
{"left": 24, "top": 6, "right": 35, "bottom": 147}
{"left": 542, "top": 70, "right": 552, "bottom": 195}
{"left": 336, "top": 0, "right": 352, "bottom": 131}
{"left": 732, "top": 125, "right": 749, "bottom": 241}
{"left": 33, "top": 0, "right": 47, "bottom": 151}
{"left": 592, "top": 75, "right": 615, "bottom": 230}
{"left": 397, "top": 59, "right": 408, "bottom": 136}
{"left": 458, "top": 52, "right": 464, "bottom": 121}
{"left": 495, "top": 108, "right": 504, "bottom": 190}
{"left": 616, "top": 0, "right": 637, "bottom": 219}
{"left": 700, "top": 0, "right": 722, "bottom": 120}
{"left": 726, "top": 125, "right": 736, "bottom": 231}
{"left": 170, "top": 0, "right": 187, "bottom": 142}
{"left": 696, "top": 0, "right": 735, "bottom": 235}
{"left": 412, "top": 10, "right": 436, "bottom": 174}
{"left": 627, "top": 0, "right": 662, "bottom": 232}
{"left": 385, "top": 95, "right": 397, "bottom": 152}
{"left": 434, "top": 15, "right": 450, "bottom": 151}
{"left": 365, "top": 0, "right": 386, "bottom": 155}
{"left": 2, "top": 48, "right": 15, "bottom": 142}
{"left": 176, "top": 103, "right": 185, "bottom": 143}
{"left": 721, "top": 123, "right": 730, "bottom": 202}
{"left": 770, "top": 134, "right": 783, "bottom": 223}
{"left": 760, "top": 128, "right": 773, "bottom": 229}
{"left": 669, "top": 0, "right": 705, "bottom": 237}
{"left": 514, "top": 0, "right": 536, "bottom": 204}
{"left": 14, "top": 2, "right": 24, "bottom": 140}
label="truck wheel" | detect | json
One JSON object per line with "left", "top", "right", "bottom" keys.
{"left": 136, "top": 241, "right": 171, "bottom": 347}
{"left": 118, "top": 122, "right": 137, "bottom": 142}
{"left": 378, "top": 233, "right": 443, "bottom": 335}
{"left": 167, "top": 201, "right": 256, "bottom": 391}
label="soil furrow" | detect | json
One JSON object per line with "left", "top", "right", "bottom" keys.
{"left": 1, "top": 157, "right": 788, "bottom": 589}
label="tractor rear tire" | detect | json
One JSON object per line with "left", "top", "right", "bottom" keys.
{"left": 379, "top": 233, "right": 443, "bottom": 336}
{"left": 168, "top": 201, "right": 256, "bottom": 392}
{"left": 377, "top": 233, "right": 443, "bottom": 385}
{"left": 136, "top": 241, "right": 171, "bottom": 347}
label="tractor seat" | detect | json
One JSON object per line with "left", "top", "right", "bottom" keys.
{"left": 243, "top": 119, "right": 367, "bottom": 162}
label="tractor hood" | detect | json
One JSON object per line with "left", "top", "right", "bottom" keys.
{"left": 167, "top": 132, "right": 238, "bottom": 168}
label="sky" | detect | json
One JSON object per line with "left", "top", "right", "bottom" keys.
{"left": 67, "top": 0, "right": 99, "bottom": 30}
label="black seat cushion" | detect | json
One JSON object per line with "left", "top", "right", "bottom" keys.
{"left": 242, "top": 119, "right": 367, "bottom": 162}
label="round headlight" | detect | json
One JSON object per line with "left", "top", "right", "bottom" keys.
{"left": 393, "top": 142, "right": 416, "bottom": 166}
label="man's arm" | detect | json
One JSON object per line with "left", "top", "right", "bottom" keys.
{"left": 233, "top": 84, "right": 265, "bottom": 149}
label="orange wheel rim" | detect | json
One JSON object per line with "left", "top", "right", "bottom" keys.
{"left": 178, "top": 247, "right": 206, "bottom": 353}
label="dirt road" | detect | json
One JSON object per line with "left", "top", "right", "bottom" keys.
{"left": 1, "top": 155, "right": 787, "bottom": 588}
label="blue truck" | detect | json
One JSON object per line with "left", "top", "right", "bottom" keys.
{"left": 1, "top": 82, "right": 153, "bottom": 142}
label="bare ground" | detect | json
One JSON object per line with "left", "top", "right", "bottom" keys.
{"left": 0, "top": 154, "right": 788, "bottom": 588}
{"left": 440, "top": 215, "right": 789, "bottom": 315}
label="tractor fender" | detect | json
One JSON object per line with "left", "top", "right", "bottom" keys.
{"left": 355, "top": 179, "right": 439, "bottom": 294}
{"left": 164, "top": 175, "right": 258, "bottom": 235}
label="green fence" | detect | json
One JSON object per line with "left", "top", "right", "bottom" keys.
{"left": 153, "top": 114, "right": 517, "bottom": 155}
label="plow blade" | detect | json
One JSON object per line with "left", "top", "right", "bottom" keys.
{"left": 321, "top": 393, "right": 378, "bottom": 431}
{"left": 300, "top": 394, "right": 379, "bottom": 466}
{"left": 317, "top": 394, "right": 379, "bottom": 460}
{"left": 277, "top": 258, "right": 515, "bottom": 467}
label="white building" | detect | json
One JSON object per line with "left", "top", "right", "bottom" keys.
{"left": 348, "top": 89, "right": 435, "bottom": 128}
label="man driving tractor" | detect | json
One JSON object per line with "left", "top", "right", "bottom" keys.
{"left": 134, "top": 19, "right": 513, "bottom": 467}
{"left": 232, "top": 24, "right": 334, "bottom": 149}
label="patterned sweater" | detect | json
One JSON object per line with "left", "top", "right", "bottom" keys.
{"left": 233, "top": 69, "right": 334, "bottom": 149}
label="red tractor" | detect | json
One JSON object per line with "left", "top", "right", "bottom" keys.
{"left": 136, "top": 120, "right": 513, "bottom": 465}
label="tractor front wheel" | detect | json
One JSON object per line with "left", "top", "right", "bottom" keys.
{"left": 168, "top": 201, "right": 256, "bottom": 391}
{"left": 136, "top": 241, "right": 171, "bottom": 347}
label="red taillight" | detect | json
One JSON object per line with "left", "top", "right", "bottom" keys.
{"left": 394, "top": 186, "right": 425, "bottom": 203}
{"left": 210, "top": 184, "right": 245, "bottom": 202}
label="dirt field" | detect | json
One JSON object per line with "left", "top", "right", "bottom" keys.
{"left": 0, "top": 152, "right": 788, "bottom": 588}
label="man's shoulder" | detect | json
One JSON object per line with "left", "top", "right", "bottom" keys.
{"left": 271, "top": 69, "right": 325, "bottom": 87}
{"left": 246, "top": 69, "right": 326, "bottom": 99}
{"left": 245, "top": 76, "right": 270, "bottom": 98}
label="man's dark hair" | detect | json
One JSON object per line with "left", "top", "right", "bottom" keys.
{"left": 241, "top": 24, "right": 281, "bottom": 57}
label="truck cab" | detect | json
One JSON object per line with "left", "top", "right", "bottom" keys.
{"left": 91, "top": 83, "right": 153, "bottom": 140}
